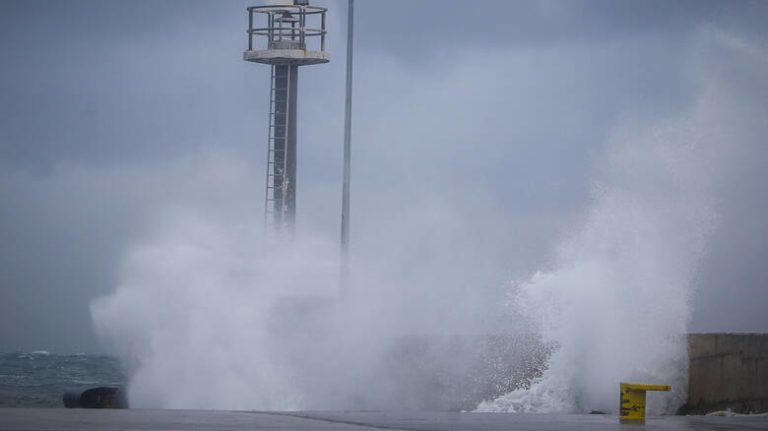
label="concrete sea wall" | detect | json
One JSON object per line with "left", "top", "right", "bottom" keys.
{"left": 684, "top": 333, "right": 768, "bottom": 414}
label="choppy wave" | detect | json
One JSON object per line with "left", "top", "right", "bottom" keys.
{"left": 0, "top": 352, "right": 124, "bottom": 407}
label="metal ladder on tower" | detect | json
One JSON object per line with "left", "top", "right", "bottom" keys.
{"left": 264, "top": 64, "right": 290, "bottom": 235}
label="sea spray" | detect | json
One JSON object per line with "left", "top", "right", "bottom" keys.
{"left": 477, "top": 101, "right": 725, "bottom": 415}
{"left": 90, "top": 206, "right": 517, "bottom": 410}
{"left": 477, "top": 26, "right": 768, "bottom": 414}
{"left": 90, "top": 213, "right": 340, "bottom": 409}
{"left": 88, "top": 24, "right": 767, "bottom": 413}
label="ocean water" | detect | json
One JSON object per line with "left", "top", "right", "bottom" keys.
{"left": 0, "top": 351, "right": 124, "bottom": 407}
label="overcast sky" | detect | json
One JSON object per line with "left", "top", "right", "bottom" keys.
{"left": 1, "top": 0, "right": 767, "bottom": 353}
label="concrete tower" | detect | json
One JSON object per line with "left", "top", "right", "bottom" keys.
{"left": 244, "top": 0, "right": 329, "bottom": 235}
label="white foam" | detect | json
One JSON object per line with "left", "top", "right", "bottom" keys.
{"left": 477, "top": 75, "right": 741, "bottom": 415}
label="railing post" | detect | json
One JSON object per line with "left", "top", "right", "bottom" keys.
{"left": 300, "top": 8, "right": 305, "bottom": 48}
{"left": 321, "top": 10, "right": 326, "bottom": 51}
{"left": 248, "top": 9, "right": 253, "bottom": 50}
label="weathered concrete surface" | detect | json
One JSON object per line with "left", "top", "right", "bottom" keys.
{"left": 1, "top": 408, "right": 767, "bottom": 431}
{"left": 684, "top": 333, "right": 768, "bottom": 414}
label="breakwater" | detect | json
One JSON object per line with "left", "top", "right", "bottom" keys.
{"left": 683, "top": 333, "right": 768, "bottom": 414}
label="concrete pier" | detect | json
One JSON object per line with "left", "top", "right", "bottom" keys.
{"left": 1, "top": 408, "right": 766, "bottom": 430}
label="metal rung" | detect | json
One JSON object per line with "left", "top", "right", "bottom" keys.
{"left": 264, "top": 64, "right": 293, "bottom": 232}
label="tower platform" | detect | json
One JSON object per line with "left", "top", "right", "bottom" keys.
{"left": 243, "top": 48, "right": 329, "bottom": 65}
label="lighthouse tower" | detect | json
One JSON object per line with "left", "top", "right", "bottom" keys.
{"left": 244, "top": 0, "right": 329, "bottom": 235}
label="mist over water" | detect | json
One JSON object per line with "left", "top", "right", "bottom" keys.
{"left": 90, "top": 202, "right": 518, "bottom": 410}
{"left": 91, "top": 215, "right": 338, "bottom": 409}
{"left": 90, "top": 28, "right": 767, "bottom": 412}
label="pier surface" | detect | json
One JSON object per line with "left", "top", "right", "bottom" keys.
{"left": 1, "top": 409, "right": 766, "bottom": 430}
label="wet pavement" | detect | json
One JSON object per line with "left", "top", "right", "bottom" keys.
{"left": 0, "top": 408, "right": 766, "bottom": 430}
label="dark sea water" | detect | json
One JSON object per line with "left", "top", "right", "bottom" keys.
{"left": 0, "top": 352, "right": 125, "bottom": 407}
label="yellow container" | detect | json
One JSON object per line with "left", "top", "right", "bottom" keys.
{"left": 619, "top": 382, "right": 671, "bottom": 424}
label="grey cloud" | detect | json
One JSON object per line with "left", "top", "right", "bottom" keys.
{"left": 1, "top": 0, "right": 767, "bottom": 354}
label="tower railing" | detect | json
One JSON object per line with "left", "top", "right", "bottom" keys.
{"left": 247, "top": 5, "right": 327, "bottom": 53}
